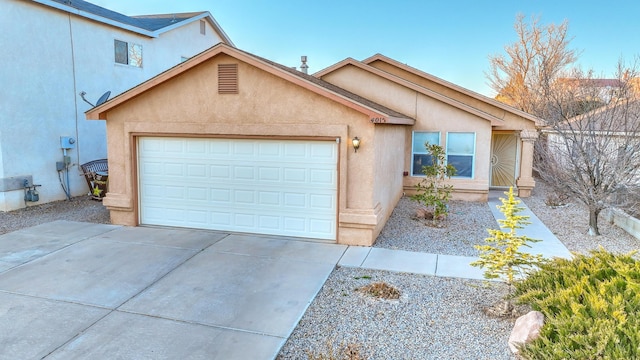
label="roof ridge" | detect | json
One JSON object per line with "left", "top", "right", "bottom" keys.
{"left": 43, "top": 0, "right": 210, "bottom": 33}
{"left": 234, "top": 49, "right": 413, "bottom": 120}
{"left": 132, "top": 12, "right": 206, "bottom": 19}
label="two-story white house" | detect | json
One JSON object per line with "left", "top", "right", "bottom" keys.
{"left": 0, "top": 0, "right": 233, "bottom": 211}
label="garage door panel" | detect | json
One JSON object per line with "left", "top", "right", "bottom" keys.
{"left": 310, "top": 169, "right": 336, "bottom": 186}
{"left": 258, "top": 167, "right": 280, "bottom": 181}
{"left": 139, "top": 137, "right": 337, "bottom": 240}
{"left": 258, "top": 191, "right": 280, "bottom": 206}
{"left": 259, "top": 216, "right": 282, "bottom": 231}
{"left": 211, "top": 212, "right": 232, "bottom": 226}
{"left": 283, "top": 193, "right": 305, "bottom": 207}
{"left": 187, "top": 164, "right": 207, "bottom": 177}
{"left": 187, "top": 210, "right": 208, "bottom": 224}
{"left": 283, "top": 168, "right": 306, "bottom": 182}
{"left": 164, "top": 186, "right": 185, "bottom": 199}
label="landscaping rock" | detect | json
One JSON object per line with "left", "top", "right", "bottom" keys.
{"left": 508, "top": 310, "right": 544, "bottom": 354}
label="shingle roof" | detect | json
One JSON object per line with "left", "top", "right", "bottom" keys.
{"left": 49, "top": 0, "right": 152, "bottom": 30}
{"left": 237, "top": 49, "right": 414, "bottom": 120}
{"left": 133, "top": 12, "right": 207, "bottom": 32}
{"left": 41, "top": 0, "right": 232, "bottom": 44}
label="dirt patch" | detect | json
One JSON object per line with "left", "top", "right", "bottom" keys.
{"left": 357, "top": 282, "right": 401, "bottom": 300}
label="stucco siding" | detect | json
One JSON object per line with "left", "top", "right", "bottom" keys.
{"left": 372, "top": 124, "right": 406, "bottom": 238}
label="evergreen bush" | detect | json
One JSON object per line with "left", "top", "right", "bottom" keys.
{"left": 471, "top": 187, "right": 544, "bottom": 286}
{"left": 411, "top": 143, "right": 456, "bottom": 226}
{"left": 513, "top": 249, "right": 640, "bottom": 358}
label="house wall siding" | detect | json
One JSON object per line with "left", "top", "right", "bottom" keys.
{"left": 0, "top": 0, "right": 225, "bottom": 211}
{"left": 372, "top": 124, "right": 407, "bottom": 237}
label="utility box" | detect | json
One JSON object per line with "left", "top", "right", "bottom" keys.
{"left": 60, "top": 136, "right": 76, "bottom": 149}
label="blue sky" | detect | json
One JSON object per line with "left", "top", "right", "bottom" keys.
{"left": 89, "top": 0, "right": 639, "bottom": 97}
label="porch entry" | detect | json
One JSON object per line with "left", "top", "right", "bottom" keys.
{"left": 490, "top": 133, "right": 518, "bottom": 188}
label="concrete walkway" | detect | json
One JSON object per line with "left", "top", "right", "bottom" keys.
{"left": 338, "top": 190, "right": 572, "bottom": 280}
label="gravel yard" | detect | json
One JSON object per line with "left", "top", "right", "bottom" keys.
{"left": 279, "top": 180, "right": 640, "bottom": 360}
{"left": 374, "top": 198, "right": 498, "bottom": 256}
{"left": 1, "top": 180, "right": 638, "bottom": 359}
{"left": 276, "top": 268, "right": 514, "bottom": 360}
{"left": 521, "top": 180, "right": 640, "bottom": 256}
{"left": 0, "top": 196, "right": 110, "bottom": 235}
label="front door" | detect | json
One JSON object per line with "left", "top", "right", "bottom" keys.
{"left": 490, "top": 133, "right": 518, "bottom": 187}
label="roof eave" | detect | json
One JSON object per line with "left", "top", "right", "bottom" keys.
{"left": 151, "top": 12, "right": 235, "bottom": 46}
{"left": 384, "top": 116, "right": 415, "bottom": 125}
{"left": 315, "top": 59, "right": 505, "bottom": 126}
{"left": 86, "top": 44, "right": 407, "bottom": 123}
{"left": 33, "top": 0, "right": 158, "bottom": 37}
{"left": 362, "top": 53, "right": 541, "bottom": 124}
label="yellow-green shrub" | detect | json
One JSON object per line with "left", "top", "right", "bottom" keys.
{"left": 471, "top": 187, "right": 544, "bottom": 285}
{"left": 513, "top": 249, "right": 640, "bottom": 358}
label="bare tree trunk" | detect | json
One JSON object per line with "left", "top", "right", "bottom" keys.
{"left": 588, "top": 207, "right": 601, "bottom": 236}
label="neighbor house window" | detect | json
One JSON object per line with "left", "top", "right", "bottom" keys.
{"left": 411, "top": 131, "right": 440, "bottom": 176}
{"left": 446, "top": 132, "right": 475, "bottom": 178}
{"left": 114, "top": 40, "right": 143, "bottom": 67}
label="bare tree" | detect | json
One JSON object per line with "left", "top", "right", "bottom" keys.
{"left": 534, "top": 61, "right": 640, "bottom": 235}
{"left": 487, "top": 14, "right": 579, "bottom": 118}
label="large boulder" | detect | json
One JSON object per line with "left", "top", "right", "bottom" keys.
{"left": 508, "top": 310, "right": 544, "bottom": 354}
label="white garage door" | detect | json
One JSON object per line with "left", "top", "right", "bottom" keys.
{"left": 137, "top": 137, "right": 338, "bottom": 240}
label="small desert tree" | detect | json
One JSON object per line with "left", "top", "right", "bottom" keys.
{"left": 411, "top": 143, "right": 456, "bottom": 226}
{"left": 471, "top": 187, "right": 544, "bottom": 288}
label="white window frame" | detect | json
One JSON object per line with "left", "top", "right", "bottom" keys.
{"left": 446, "top": 132, "right": 476, "bottom": 179}
{"left": 411, "top": 131, "right": 440, "bottom": 176}
{"left": 114, "top": 39, "right": 143, "bottom": 68}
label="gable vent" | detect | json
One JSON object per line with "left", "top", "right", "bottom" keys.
{"left": 218, "top": 64, "right": 238, "bottom": 94}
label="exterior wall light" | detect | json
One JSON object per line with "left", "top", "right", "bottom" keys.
{"left": 352, "top": 137, "right": 361, "bottom": 152}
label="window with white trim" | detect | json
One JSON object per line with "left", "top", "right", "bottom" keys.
{"left": 411, "top": 131, "right": 440, "bottom": 176}
{"left": 446, "top": 132, "right": 475, "bottom": 178}
{"left": 114, "top": 40, "right": 143, "bottom": 67}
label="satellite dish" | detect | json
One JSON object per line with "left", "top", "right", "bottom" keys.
{"left": 95, "top": 91, "right": 111, "bottom": 106}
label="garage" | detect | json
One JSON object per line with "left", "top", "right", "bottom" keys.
{"left": 137, "top": 137, "right": 338, "bottom": 240}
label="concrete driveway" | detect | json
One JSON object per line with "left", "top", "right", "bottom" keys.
{"left": 0, "top": 221, "right": 346, "bottom": 359}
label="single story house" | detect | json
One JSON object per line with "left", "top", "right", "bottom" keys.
{"left": 86, "top": 44, "right": 539, "bottom": 246}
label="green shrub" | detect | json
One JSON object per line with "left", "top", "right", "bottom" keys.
{"left": 513, "top": 249, "right": 640, "bottom": 359}
{"left": 411, "top": 142, "right": 456, "bottom": 226}
{"left": 471, "top": 187, "right": 544, "bottom": 286}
